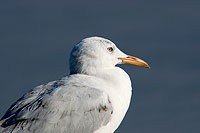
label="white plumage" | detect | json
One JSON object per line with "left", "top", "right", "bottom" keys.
{"left": 0, "top": 37, "right": 149, "bottom": 133}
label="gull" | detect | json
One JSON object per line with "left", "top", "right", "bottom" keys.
{"left": 0, "top": 37, "right": 149, "bottom": 133}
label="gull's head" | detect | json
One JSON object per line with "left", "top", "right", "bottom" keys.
{"left": 69, "top": 37, "right": 149, "bottom": 75}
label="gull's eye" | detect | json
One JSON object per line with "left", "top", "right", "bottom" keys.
{"left": 107, "top": 47, "right": 114, "bottom": 52}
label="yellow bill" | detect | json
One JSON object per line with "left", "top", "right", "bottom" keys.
{"left": 118, "top": 55, "right": 150, "bottom": 68}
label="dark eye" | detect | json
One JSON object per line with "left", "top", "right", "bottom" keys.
{"left": 107, "top": 47, "right": 114, "bottom": 52}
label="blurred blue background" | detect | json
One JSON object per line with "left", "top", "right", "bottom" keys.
{"left": 0, "top": 0, "right": 200, "bottom": 132}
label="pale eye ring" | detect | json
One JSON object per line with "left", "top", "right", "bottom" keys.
{"left": 107, "top": 47, "right": 114, "bottom": 52}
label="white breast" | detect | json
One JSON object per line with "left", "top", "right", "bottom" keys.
{"left": 95, "top": 67, "right": 132, "bottom": 133}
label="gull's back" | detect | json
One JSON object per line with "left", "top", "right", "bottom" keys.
{"left": 0, "top": 75, "right": 113, "bottom": 133}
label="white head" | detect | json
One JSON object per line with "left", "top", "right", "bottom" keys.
{"left": 69, "top": 37, "right": 149, "bottom": 75}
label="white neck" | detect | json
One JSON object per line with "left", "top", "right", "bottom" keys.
{"left": 93, "top": 66, "right": 132, "bottom": 133}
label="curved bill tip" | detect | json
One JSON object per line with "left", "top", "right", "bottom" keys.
{"left": 118, "top": 55, "right": 150, "bottom": 69}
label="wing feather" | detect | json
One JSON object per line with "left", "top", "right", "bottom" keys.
{"left": 0, "top": 77, "right": 113, "bottom": 133}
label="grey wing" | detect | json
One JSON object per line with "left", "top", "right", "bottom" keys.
{"left": 51, "top": 86, "right": 113, "bottom": 133}
{"left": 0, "top": 80, "right": 113, "bottom": 133}
{"left": 0, "top": 80, "right": 63, "bottom": 133}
